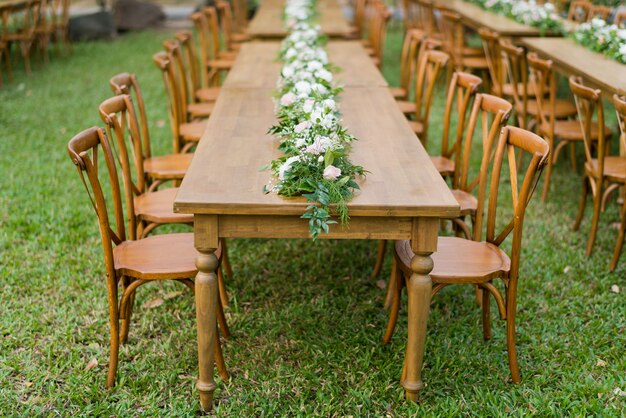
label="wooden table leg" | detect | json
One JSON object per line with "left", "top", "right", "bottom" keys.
{"left": 402, "top": 218, "right": 438, "bottom": 402}
{"left": 194, "top": 215, "right": 219, "bottom": 412}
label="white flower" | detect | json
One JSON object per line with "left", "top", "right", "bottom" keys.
{"left": 317, "top": 69, "right": 333, "bottom": 82}
{"left": 294, "top": 120, "right": 310, "bottom": 133}
{"left": 323, "top": 99, "right": 336, "bottom": 110}
{"left": 280, "top": 92, "right": 297, "bottom": 106}
{"left": 278, "top": 156, "right": 300, "bottom": 180}
{"left": 310, "top": 109, "right": 323, "bottom": 123}
{"left": 303, "top": 99, "right": 315, "bottom": 113}
{"left": 295, "top": 80, "right": 312, "bottom": 96}
{"left": 321, "top": 114, "right": 336, "bottom": 128}
{"left": 323, "top": 165, "right": 341, "bottom": 180}
{"left": 282, "top": 65, "right": 295, "bottom": 78}
{"left": 307, "top": 61, "right": 323, "bottom": 71}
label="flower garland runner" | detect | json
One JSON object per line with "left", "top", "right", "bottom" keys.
{"left": 263, "top": 0, "right": 365, "bottom": 238}
{"left": 573, "top": 18, "right": 626, "bottom": 64}
{"left": 467, "top": 0, "right": 563, "bottom": 34}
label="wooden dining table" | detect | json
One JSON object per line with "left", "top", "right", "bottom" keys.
{"left": 174, "top": 39, "right": 460, "bottom": 410}
{"left": 247, "top": 0, "right": 354, "bottom": 39}
{"left": 520, "top": 37, "right": 626, "bottom": 97}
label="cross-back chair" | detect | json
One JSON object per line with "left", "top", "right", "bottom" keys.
{"left": 608, "top": 94, "right": 626, "bottom": 271}
{"left": 568, "top": 0, "right": 591, "bottom": 22}
{"left": 190, "top": 8, "right": 235, "bottom": 88}
{"left": 500, "top": 42, "right": 534, "bottom": 130}
{"left": 527, "top": 52, "right": 611, "bottom": 201}
{"left": 389, "top": 29, "right": 423, "bottom": 101}
{"left": 109, "top": 72, "right": 194, "bottom": 192}
{"left": 416, "top": 0, "right": 440, "bottom": 39}
{"left": 230, "top": 0, "right": 250, "bottom": 34}
{"left": 350, "top": 0, "right": 368, "bottom": 38}
{"left": 153, "top": 51, "right": 207, "bottom": 153}
{"left": 439, "top": 10, "right": 488, "bottom": 75}
{"left": 215, "top": 0, "right": 250, "bottom": 53}
{"left": 363, "top": 1, "right": 391, "bottom": 69}
{"left": 587, "top": 5, "right": 611, "bottom": 21}
{"left": 478, "top": 28, "right": 505, "bottom": 97}
{"left": 163, "top": 38, "right": 214, "bottom": 119}
{"left": 176, "top": 30, "right": 221, "bottom": 102}
{"left": 385, "top": 125, "right": 549, "bottom": 384}
{"left": 570, "top": 77, "right": 624, "bottom": 263}
{"left": 1, "top": 0, "right": 40, "bottom": 76}
{"left": 67, "top": 127, "right": 229, "bottom": 388}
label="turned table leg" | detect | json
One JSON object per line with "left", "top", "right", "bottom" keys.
{"left": 402, "top": 217, "right": 438, "bottom": 403}
{"left": 194, "top": 215, "right": 220, "bottom": 412}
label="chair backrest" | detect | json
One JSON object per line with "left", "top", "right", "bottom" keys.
{"left": 527, "top": 52, "right": 558, "bottom": 135}
{"left": 353, "top": 0, "right": 368, "bottom": 37}
{"left": 568, "top": 0, "right": 591, "bottom": 22}
{"left": 473, "top": 126, "right": 549, "bottom": 280}
{"left": 587, "top": 5, "right": 611, "bottom": 21}
{"left": 109, "top": 72, "right": 152, "bottom": 160}
{"left": 98, "top": 95, "right": 146, "bottom": 232}
{"left": 478, "top": 27, "right": 504, "bottom": 96}
{"left": 163, "top": 39, "right": 192, "bottom": 118}
{"left": 569, "top": 76, "right": 608, "bottom": 180}
{"left": 439, "top": 10, "right": 465, "bottom": 69}
{"left": 413, "top": 48, "right": 449, "bottom": 146}
{"left": 614, "top": 94, "right": 626, "bottom": 152}
{"left": 455, "top": 93, "right": 512, "bottom": 196}
{"left": 0, "top": 0, "right": 40, "bottom": 39}
{"left": 501, "top": 42, "right": 530, "bottom": 129}
{"left": 176, "top": 31, "right": 203, "bottom": 93}
{"left": 231, "top": 0, "right": 248, "bottom": 32}
{"left": 416, "top": 0, "right": 437, "bottom": 36}
{"left": 67, "top": 127, "right": 128, "bottom": 275}
{"left": 153, "top": 51, "right": 185, "bottom": 153}
{"left": 615, "top": 11, "right": 626, "bottom": 28}
{"left": 190, "top": 8, "right": 220, "bottom": 71}
{"left": 440, "top": 71, "right": 482, "bottom": 161}
{"left": 367, "top": 2, "right": 391, "bottom": 64}
{"left": 398, "top": 29, "right": 425, "bottom": 97}
{"left": 216, "top": 0, "right": 236, "bottom": 52}
{"left": 403, "top": 0, "right": 419, "bottom": 30}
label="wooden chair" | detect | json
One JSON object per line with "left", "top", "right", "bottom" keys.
{"left": 587, "top": 5, "right": 611, "bottom": 21}
{"left": 176, "top": 31, "right": 221, "bottom": 102}
{"left": 153, "top": 51, "right": 207, "bottom": 153}
{"left": 67, "top": 127, "right": 229, "bottom": 388}
{"left": 1, "top": 0, "right": 40, "bottom": 76}
{"left": 98, "top": 94, "right": 195, "bottom": 239}
{"left": 478, "top": 28, "right": 505, "bottom": 97}
{"left": 385, "top": 125, "right": 549, "bottom": 384}
{"left": 216, "top": 0, "right": 250, "bottom": 53}
{"left": 567, "top": 0, "right": 591, "bottom": 22}
{"left": 439, "top": 11, "right": 488, "bottom": 75}
{"left": 416, "top": 0, "right": 440, "bottom": 40}
{"left": 526, "top": 53, "right": 610, "bottom": 201}
{"left": 398, "top": 48, "right": 450, "bottom": 147}
{"left": 350, "top": 0, "right": 368, "bottom": 38}
{"left": 49, "top": 0, "right": 71, "bottom": 56}
{"left": 609, "top": 95, "right": 626, "bottom": 270}
{"left": 109, "top": 72, "right": 193, "bottom": 192}
{"left": 363, "top": 1, "right": 391, "bottom": 69}
{"left": 230, "top": 0, "right": 250, "bottom": 34}
{"left": 615, "top": 11, "right": 626, "bottom": 28}
{"left": 163, "top": 39, "right": 214, "bottom": 119}
{"left": 389, "top": 29, "right": 423, "bottom": 100}
{"left": 500, "top": 42, "right": 535, "bottom": 130}
{"left": 190, "top": 8, "right": 235, "bottom": 88}
{"left": 570, "top": 77, "right": 624, "bottom": 262}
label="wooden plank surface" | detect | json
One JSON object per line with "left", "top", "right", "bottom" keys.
{"left": 222, "top": 41, "right": 388, "bottom": 89}
{"left": 520, "top": 37, "right": 626, "bottom": 96}
{"left": 175, "top": 87, "right": 459, "bottom": 218}
{"left": 437, "top": 0, "right": 561, "bottom": 37}
{"left": 247, "top": 0, "right": 353, "bottom": 38}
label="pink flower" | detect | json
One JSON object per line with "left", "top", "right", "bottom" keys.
{"left": 294, "top": 121, "right": 310, "bottom": 133}
{"left": 306, "top": 140, "right": 324, "bottom": 154}
{"left": 280, "top": 92, "right": 296, "bottom": 106}
{"left": 323, "top": 165, "right": 341, "bottom": 180}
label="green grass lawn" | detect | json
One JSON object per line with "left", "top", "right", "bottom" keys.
{"left": 1, "top": 23, "right": 625, "bottom": 416}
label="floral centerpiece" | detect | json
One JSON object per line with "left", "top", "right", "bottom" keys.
{"left": 263, "top": 0, "right": 366, "bottom": 238}
{"left": 573, "top": 18, "right": 626, "bottom": 64}
{"left": 467, "top": 0, "right": 563, "bottom": 34}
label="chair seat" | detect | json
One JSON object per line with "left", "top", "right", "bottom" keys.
{"left": 180, "top": 120, "right": 207, "bottom": 141}
{"left": 462, "top": 46, "right": 484, "bottom": 56}
{"left": 539, "top": 119, "right": 611, "bottom": 141}
{"left": 219, "top": 51, "right": 238, "bottom": 60}
{"left": 587, "top": 157, "right": 626, "bottom": 183}
{"left": 196, "top": 86, "right": 221, "bottom": 102}
{"left": 389, "top": 86, "right": 407, "bottom": 99}
{"left": 516, "top": 99, "right": 577, "bottom": 119}
{"left": 460, "top": 56, "right": 489, "bottom": 70}
{"left": 143, "top": 153, "right": 193, "bottom": 180}
{"left": 134, "top": 188, "right": 193, "bottom": 224}
{"left": 208, "top": 59, "right": 234, "bottom": 70}
{"left": 407, "top": 120, "right": 424, "bottom": 135}
{"left": 188, "top": 102, "right": 214, "bottom": 118}
{"left": 430, "top": 155, "right": 455, "bottom": 176}
{"left": 397, "top": 100, "right": 416, "bottom": 115}
{"left": 114, "top": 232, "right": 221, "bottom": 280}
{"left": 395, "top": 237, "right": 510, "bottom": 284}
{"left": 451, "top": 188, "right": 477, "bottom": 216}
{"left": 501, "top": 82, "right": 536, "bottom": 98}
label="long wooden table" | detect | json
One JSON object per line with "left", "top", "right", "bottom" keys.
{"left": 520, "top": 37, "right": 626, "bottom": 97}
{"left": 247, "top": 0, "right": 354, "bottom": 39}
{"left": 175, "top": 40, "right": 459, "bottom": 411}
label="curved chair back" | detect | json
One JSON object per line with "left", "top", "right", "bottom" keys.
{"left": 568, "top": 0, "right": 591, "bottom": 22}
{"left": 478, "top": 27, "right": 503, "bottom": 96}
{"left": 153, "top": 51, "right": 186, "bottom": 153}
{"left": 527, "top": 52, "right": 557, "bottom": 135}
{"left": 501, "top": 42, "right": 530, "bottom": 129}
{"left": 413, "top": 48, "right": 449, "bottom": 146}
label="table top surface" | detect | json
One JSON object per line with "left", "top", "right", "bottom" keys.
{"left": 223, "top": 41, "right": 388, "bottom": 89}
{"left": 438, "top": 0, "right": 565, "bottom": 37}
{"left": 174, "top": 86, "right": 459, "bottom": 218}
{"left": 247, "top": 0, "right": 353, "bottom": 38}
{"left": 520, "top": 37, "right": 626, "bottom": 96}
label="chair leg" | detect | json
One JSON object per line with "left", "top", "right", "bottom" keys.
{"left": 506, "top": 280, "right": 520, "bottom": 384}
{"left": 106, "top": 297, "right": 121, "bottom": 388}
{"left": 216, "top": 292, "right": 231, "bottom": 340}
{"left": 221, "top": 239, "right": 233, "bottom": 278}
{"left": 384, "top": 257, "right": 398, "bottom": 309}
{"left": 383, "top": 259, "right": 403, "bottom": 344}
{"left": 610, "top": 211, "right": 625, "bottom": 271}
{"left": 217, "top": 266, "right": 229, "bottom": 308}
{"left": 541, "top": 146, "right": 555, "bottom": 202}
{"left": 586, "top": 182, "right": 603, "bottom": 257}
{"left": 481, "top": 286, "right": 491, "bottom": 341}
{"left": 573, "top": 176, "right": 589, "bottom": 231}
{"left": 372, "top": 240, "right": 387, "bottom": 278}
{"left": 214, "top": 326, "right": 229, "bottom": 381}
{"left": 119, "top": 277, "right": 135, "bottom": 344}
{"left": 569, "top": 142, "right": 578, "bottom": 172}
